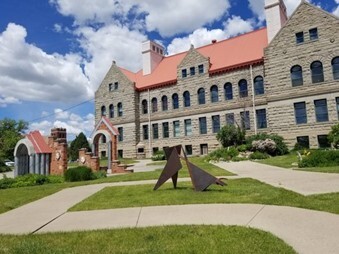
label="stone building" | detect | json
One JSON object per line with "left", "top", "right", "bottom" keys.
{"left": 14, "top": 128, "right": 68, "bottom": 176}
{"left": 95, "top": 0, "right": 339, "bottom": 158}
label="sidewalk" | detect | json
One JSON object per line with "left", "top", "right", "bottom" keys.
{"left": 214, "top": 161, "right": 339, "bottom": 195}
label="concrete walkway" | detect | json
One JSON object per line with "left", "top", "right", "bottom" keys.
{"left": 129, "top": 159, "right": 164, "bottom": 172}
{"left": 2, "top": 160, "right": 339, "bottom": 253}
{"left": 215, "top": 161, "right": 339, "bottom": 195}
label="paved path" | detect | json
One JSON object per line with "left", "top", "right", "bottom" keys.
{"left": 129, "top": 159, "right": 164, "bottom": 172}
{"left": 0, "top": 170, "right": 14, "bottom": 179}
{"left": 215, "top": 161, "right": 339, "bottom": 195}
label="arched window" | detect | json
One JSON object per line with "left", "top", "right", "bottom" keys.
{"left": 117, "top": 102, "right": 123, "bottom": 117}
{"left": 290, "top": 65, "right": 303, "bottom": 86}
{"left": 254, "top": 76, "right": 264, "bottom": 95}
{"left": 161, "top": 96, "right": 168, "bottom": 111}
{"left": 172, "top": 93, "right": 179, "bottom": 109}
{"left": 152, "top": 97, "right": 158, "bottom": 113}
{"left": 183, "top": 91, "right": 190, "bottom": 107}
{"left": 210, "top": 85, "right": 219, "bottom": 103}
{"left": 224, "top": 83, "right": 233, "bottom": 100}
{"left": 142, "top": 100, "right": 148, "bottom": 114}
{"left": 101, "top": 106, "right": 106, "bottom": 116}
{"left": 197, "top": 88, "right": 205, "bottom": 105}
{"left": 109, "top": 104, "right": 114, "bottom": 118}
{"left": 332, "top": 57, "right": 339, "bottom": 80}
{"left": 238, "top": 79, "right": 248, "bottom": 98}
{"left": 311, "top": 61, "right": 324, "bottom": 83}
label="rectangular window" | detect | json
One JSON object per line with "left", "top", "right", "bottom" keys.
{"left": 182, "top": 69, "right": 187, "bottom": 78}
{"left": 198, "top": 64, "right": 204, "bottom": 74}
{"left": 200, "top": 144, "right": 208, "bottom": 155}
{"left": 173, "top": 121, "right": 180, "bottom": 137}
{"left": 212, "top": 115, "right": 220, "bottom": 133}
{"left": 294, "top": 102, "right": 307, "bottom": 124}
{"left": 190, "top": 67, "right": 195, "bottom": 76}
{"left": 152, "top": 123, "right": 159, "bottom": 139}
{"left": 296, "top": 31, "right": 304, "bottom": 44}
{"left": 142, "top": 125, "right": 148, "bottom": 140}
{"left": 226, "top": 113, "right": 234, "bottom": 125}
{"left": 185, "top": 145, "right": 193, "bottom": 155}
{"left": 309, "top": 28, "right": 318, "bottom": 40}
{"left": 162, "top": 122, "right": 169, "bottom": 138}
{"left": 114, "top": 82, "right": 119, "bottom": 90}
{"left": 240, "top": 111, "right": 250, "bottom": 130}
{"left": 184, "top": 119, "right": 192, "bottom": 136}
{"left": 314, "top": 99, "right": 329, "bottom": 122}
{"left": 318, "top": 135, "right": 330, "bottom": 148}
{"left": 137, "top": 147, "right": 144, "bottom": 153}
{"left": 296, "top": 136, "right": 310, "bottom": 149}
{"left": 118, "top": 127, "right": 123, "bottom": 142}
{"left": 336, "top": 97, "right": 339, "bottom": 120}
{"left": 256, "top": 109, "right": 267, "bottom": 129}
{"left": 152, "top": 147, "right": 159, "bottom": 154}
{"left": 118, "top": 150, "right": 123, "bottom": 158}
{"left": 109, "top": 83, "right": 113, "bottom": 91}
{"left": 199, "top": 117, "right": 207, "bottom": 134}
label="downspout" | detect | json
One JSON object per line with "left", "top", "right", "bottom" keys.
{"left": 250, "top": 65, "right": 257, "bottom": 134}
{"left": 148, "top": 89, "right": 152, "bottom": 158}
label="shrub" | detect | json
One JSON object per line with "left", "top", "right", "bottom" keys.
{"left": 151, "top": 150, "right": 165, "bottom": 161}
{"left": 249, "top": 151, "right": 270, "bottom": 160}
{"left": 0, "top": 175, "right": 16, "bottom": 189}
{"left": 237, "top": 144, "right": 248, "bottom": 152}
{"left": 246, "top": 133, "right": 288, "bottom": 156}
{"left": 217, "top": 125, "right": 245, "bottom": 148}
{"left": 328, "top": 123, "right": 339, "bottom": 149}
{"left": 206, "top": 147, "right": 239, "bottom": 162}
{"left": 0, "top": 174, "right": 62, "bottom": 189}
{"left": 64, "top": 166, "right": 93, "bottom": 182}
{"left": 91, "top": 170, "right": 107, "bottom": 180}
{"left": 298, "top": 150, "right": 339, "bottom": 168}
{"left": 0, "top": 161, "right": 11, "bottom": 173}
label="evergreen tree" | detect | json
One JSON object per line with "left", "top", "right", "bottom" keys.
{"left": 68, "top": 132, "right": 91, "bottom": 161}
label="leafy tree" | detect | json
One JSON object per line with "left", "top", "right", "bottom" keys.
{"left": 216, "top": 125, "right": 245, "bottom": 148}
{"left": 68, "top": 132, "right": 91, "bottom": 161}
{"left": 0, "top": 118, "right": 28, "bottom": 160}
{"left": 328, "top": 123, "right": 339, "bottom": 149}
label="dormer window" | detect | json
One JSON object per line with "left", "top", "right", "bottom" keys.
{"left": 309, "top": 28, "right": 318, "bottom": 40}
{"left": 190, "top": 67, "right": 195, "bottom": 76}
{"left": 182, "top": 69, "right": 187, "bottom": 78}
{"left": 296, "top": 32, "right": 304, "bottom": 44}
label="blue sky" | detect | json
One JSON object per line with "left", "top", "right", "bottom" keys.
{"left": 0, "top": 0, "right": 338, "bottom": 140}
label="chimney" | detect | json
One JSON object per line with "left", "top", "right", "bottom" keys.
{"left": 265, "top": 0, "right": 288, "bottom": 43}
{"left": 142, "top": 40, "right": 165, "bottom": 76}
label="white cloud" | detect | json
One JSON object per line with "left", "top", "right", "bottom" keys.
{"left": 29, "top": 110, "right": 95, "bottom": 140}
{"left": 0, "top": 23, "right": 92, "bottom": 105}
{"left": 167, "top": 16, "right": 253, "bottom": 55}
{"left": 53, "top": 23, "right": 62, "bottom": 33}
{"left": 50, "top": 0, "right": 231, "bottom": 37}
{"left": 54, "top": 108, "right": 70, "bottom": 119}
{"left": 333, "top": 6, "right": 339, "bottom": 16}
{"left": 0, "top": 96, "right": 21, "bottom": 107}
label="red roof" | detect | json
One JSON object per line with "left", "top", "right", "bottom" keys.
{"left": 121, "top": 28, "right": 268, "bottom": 90}
{"left": 27, "top": 131, "right": 53, "bottom": 154}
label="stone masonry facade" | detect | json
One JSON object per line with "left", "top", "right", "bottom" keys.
{"left": 95, "top": 2, "right": 339, "bottom": 158}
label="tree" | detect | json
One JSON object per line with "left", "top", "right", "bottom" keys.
{"left": 68, "top": 132, "right": 91, "bottom": 161}
{"left": 0, "top": 118, "right": 28, "bottom": 161}
{"left": 216, "top": 124, "right": 245, "bottom": 148}
{"left": 328, "top": 123, "right": 339, "bottom": 149}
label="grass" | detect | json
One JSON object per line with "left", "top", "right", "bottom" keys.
{"left": 69, "top": 178, "right": 339, "bottom": 215}
{"left": 0, "top": 225, "right": 296, "bottom": 254}
{"left": 259, "top": 151, "right": 339, "bottom": 173}
{"left": 0, "top": 157, "right": 231, "bottom": 214}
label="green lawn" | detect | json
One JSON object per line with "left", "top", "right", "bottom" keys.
{"left": 0, "top": 225, "right": 296, "bottom": 254}
{"left": 0, "top": 157, "right": 232, "bottom": 214}
{"left": 259, "top": 152, "right": 339, "bottom": 173}
{"left": 70, "top": 178, "right": 339, "bottom": 215}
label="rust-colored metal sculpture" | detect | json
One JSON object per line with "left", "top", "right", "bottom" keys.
{"left": 154, "top": 145, "right": 226, "bottom": 191}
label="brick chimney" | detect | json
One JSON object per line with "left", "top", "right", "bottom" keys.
{"left": 265, "top": 0, "right": 288, "bottom": 43}
{"left": 142, "top": 40, "right": 165, "bottom": 75}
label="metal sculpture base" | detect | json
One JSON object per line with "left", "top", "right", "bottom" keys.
{"left": 154, "top": 145, "right": 226, "bottom": 191}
